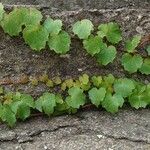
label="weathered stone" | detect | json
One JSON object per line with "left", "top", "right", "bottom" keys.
{"left": 0, "top": 1, "right": 150, "bottom": 149}
{"left": 0, "top": 109, "right": 150, "bottom": 150}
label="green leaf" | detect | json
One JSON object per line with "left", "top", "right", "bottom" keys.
{"left": 83, "top": 36, "right": 106, "bottom": 56}
{"left": 1, "top": 7, "right": 42, "bottom": 36}
{"left": 24, "top": 8, "right": 42, "bottom": 26}
{"left": 20, "top": 94, "right": 34, "bottom": 108}
{"left": 139, "top": 58, "right": 150, "bottom": 75}
{"left": 66, "top": 87, "right": 86, "bottom": 108}
{"left": 48, "top": 31, "right": 71, "bottom": 54}
{"left": 23, "top": 24, "right": 49, "bottom": 51}
{"left": 10, "top": 93, "right": 34, "bottom": 120}
{"left": 102, "top": 93, "right": 124, "bottom": 113}
{"left": 16, "top": 102, "right": 31, "bottom": 121}
{"left": 1, "top": 8, "right": 28, "bottom": 36}
{"left": 128, "top": 85, "right": 149, "bottom": 109}
{"left": 0, "top": 3, "right": 4, "bottom": 21}
{"left": 98, "top": 22, "right": 122, "bottom": 44}
{"left": 1, "top": 105, "right": 16, "bottom": 127}
{"left": 121, "top": 53, "right": 143, "bottom": 73}
{"left": 91, "top": 76, "right": 102, "bottom": 87}
{"left": 79, "top": 74, "right": 89, "bottom": 85}
{"left": 103, "top": 74, "right": 115, "bottom": 86}
{"left": 35, "top": 92, "right": 56, "bottom": 116}
{"left": 0, "top": 102, "right": 3, "bottom": 119}
{"left": 125, "top": 35, "right": 141, "bottom": 53}
{"left": 44, "top": 18, "right": 62, "bottom": 35}
{"left": 72, "top": 19, "right": 94, "bottom": 39}
{"left": 88, "top": 87, "right": 106, "bottom": 107}
{"left": 114, "top": 78, "right": 135, "bottom": 98}
{"left": 146, "top": 45, "right": 150, "bottom": 56}
{"left": 102, "top": 74, "right": 115, "bottom": 93}
{"left": 96, "top": 45, "right": 117, "bottom": 65}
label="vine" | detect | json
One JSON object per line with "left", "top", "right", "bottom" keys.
{"left": 0, "top": 3, "right": 150, "bottom": 70}
{"left": 0, "top": 4, "right": 150, "bottom": 127}
{"left": 0, "top": 74, "right": 150, "bottom": 127}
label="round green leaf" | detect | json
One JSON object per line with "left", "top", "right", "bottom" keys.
{"left": 48, "top": 31, "right": 71, "bottom": 54}
{"left": 146, "top": 45, "right": 150, "bottom": 56}
{"left": 1, "top": 8, "right": 28, "bottom": 36}
{"left": 98, "top": 22, "right": 122, "bottom": 44}
{"left": 83, "top": 36, "right": 106, "bottom": 56}
{"left": 88, "top": 87, "right": 106, "bottom": 107}
{"left": 1, "top": 105, "right": 16, "bottom": 127}
{"left": 114, "top": 78, "right": 135, "bottom": 98}
{"left": 35, "top": 92, "right": 56, "bottom": 116}
{"left": 24, "top": 8, "right": 42, "bottom": 26}
{"left": 102, "top": 93, "right": 124, "bottom": 113}
{"left": 79, "top": 74, "right": 89, "bottom": 85}
{"left": 129, "top": 85, "right": 149, "bottom": 109}
{"left": 44, "top": 18, "right": 62, "bottom": 35}
{"left": 139, "top": 58, "right": 150, "bottom": 75}
{"left": 1, "top": 7, "right": 42, "bottom": 36}
{"left": 0, "top": 3, "right": 4, "bottom": 21}
{"left": 125, "top": 35, "right": 141, "bottom": 53}
{"left": 96, "top": 45, "right": 117, "bottom": 65}
{"left": 23, "top": 24, "right": 49, "bottom": 51}
{"left": 72, "top": 19, "right": 94, "bottom": 39}
{"left": 121, "top": 53, "right": 143, "bottom": 73}
{"left": 66, "top": 87, "right": 86, "bottom": 109}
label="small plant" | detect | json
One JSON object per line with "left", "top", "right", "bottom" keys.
{"left": 0, "top": 4, "right": 150, "bottom": 127}
{"left": 0, "top": 74, "right": 150, "bottom": 127}
{"left": 72, "top": 20, "right": 121, "bottom": 66}
{"left": 121, "top": 35, "right": 143, "bottom": 73}
{"left": 0, "top": 4, "right": 71, "bottom": 53}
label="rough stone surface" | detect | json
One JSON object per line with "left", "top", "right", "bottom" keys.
{"left": 0, "top": 1, "right": 150, "bottom": 149}
{"left": 0, "top": 109, "right": 150, "bottom": 150}
{"left": 1, "top": 7, "right": 150, "bottom": 95}
{"left": 1, "top": 0, "right": 150, "bottom": 10}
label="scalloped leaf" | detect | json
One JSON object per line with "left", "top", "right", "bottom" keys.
{"left": 44, "top": 18, "right": 62, "bottom": 35}
{"left": 24, "top": 8, "right": 42, "bottom": 26}
{"left": 48, "top": 31, "right": 71, "bottom": 54}
{"left": 121, "top": 53, "right": 143, "bottom": 73}
{"left": 72, "top": 19, "right": 94, "bottom": 39}
{"left": 88, "top": 87, "right": 106, "bottom": 107}
{"left": 139, "top": 58, "right": 150, "bottom": 75}
{"left": 1, "top": 8, "right": 28, "bottom": 36}
{"left": 146, "top": 45, "right": 150, "bottom": 56}
{"left": 96, "top": 45, "right": 117, "bottom": 65}
{"left": 66, "top": 87, "right": 86, "bottom": 109}
{"left": 23, "top": 25, "right": 49, "bottom": 51}
{"left": 35, "top": 92, "right": 56, "bottom": 116}
{"left": 129, "top": 85, "right": 149, "bottom": 109}
{"left": 83, "top": 36, "right": 106, "bottom": 56}
{"left": 114, "top": 78, "right": 135, "bottom": 98}
{"left": 91, "top": 76, "right": 102, "bottom": 87}
{"left": 1, "top": 7, "right": 42, "bottom": 36}
{"left": 125, "top": 35, "right": 141, "bottom": 53}
{"left": 0, "top": 3, "right": 4, "bottom": 21}
{"left": 98, "top": 22, "right": 122, "bottom": 44}
{"left": 1, "top": 105, "right": 16, "bottom": 127}
{"left": 79, "top": 74, "right": 89, "bottom": 85}
{"left": 102, "top": 93, "right": 124, "bottom": 113}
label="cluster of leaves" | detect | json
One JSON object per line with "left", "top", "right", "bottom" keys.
{"left": 0, "top": 3, "right": 71, "bottom": 54}
{"left": 0, "top": 3, "right": 122, "bottom": 66}
{"left": 121, "top": 35, "right": 150, "bottom": 74}
{"left": 73, "top": 20, "right": 122, "bottom": 65}
{"left": 0, "top": 74, "right": 150, "bottom": 127}
{"left": 1, "top": 3, "right": 150, "bottom": 72}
